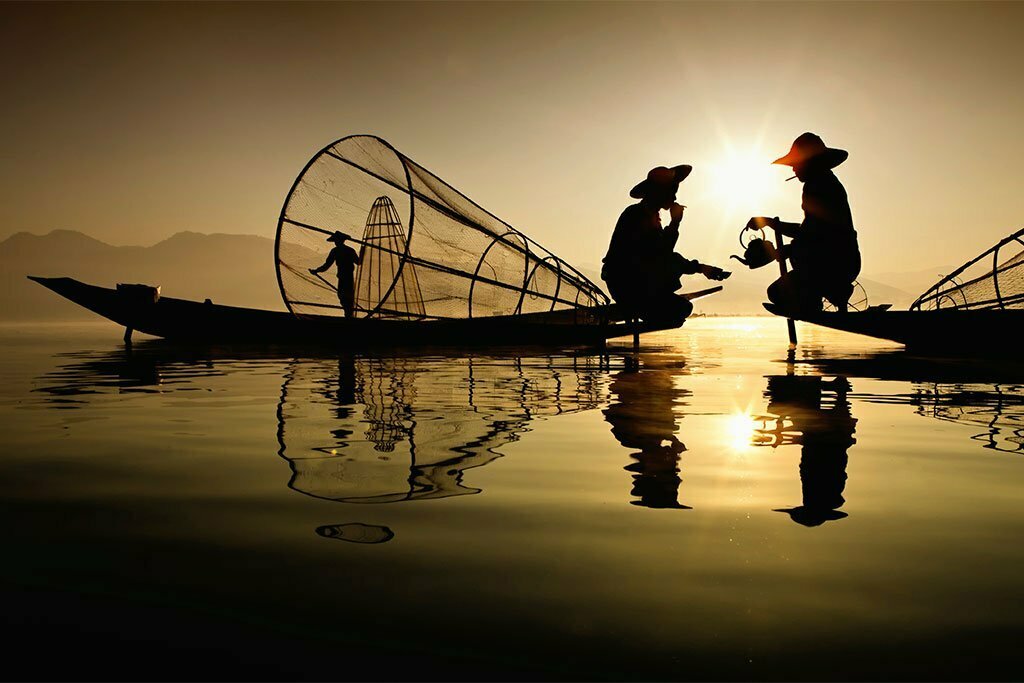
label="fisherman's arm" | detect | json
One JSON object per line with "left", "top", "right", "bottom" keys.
{"left": 675, "top": 255, "right": 730, "bottom": 281}
{"left": 309, "top": 249, "right": 337, "bottom": 274}
{"left": 662, "top": 202, "right": 686, "bottom": 250}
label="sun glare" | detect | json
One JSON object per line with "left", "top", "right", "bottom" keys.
{"left": 706, "top": 149, "right": 779, "bottom": 215}
{"left": 725, "top": 412, "right": 758, "bottom": 452}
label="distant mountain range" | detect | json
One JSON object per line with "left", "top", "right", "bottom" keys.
{"left": 1, "top": 230, "right": 949, "bottom": 320}
{"left": 1, "top": 230, "right": 283, "bottom": 321}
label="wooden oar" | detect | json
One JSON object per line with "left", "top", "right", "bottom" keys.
{"left": 773, "top": 227, "right": 798, "bottom": 347}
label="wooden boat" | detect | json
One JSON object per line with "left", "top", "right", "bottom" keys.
{"left": 763, "top": 302, "right": 1024, "bottom": 352}
{"left": 29, "top": 275, "right": 720, "bottom": 346}
{"left": 30, "top": 135, "right": 723, "bottom": 347}
{"left": 764, "top": 227, "right": 1024, "bottom": 353}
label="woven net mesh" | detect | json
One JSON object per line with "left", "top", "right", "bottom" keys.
{"left": 912, "top": 229, "right": 1024, "bottom": 311}
{"left": 276, "top": 135, "right": 607, "bottom": 319}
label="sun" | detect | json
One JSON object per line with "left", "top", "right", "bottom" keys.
{"left": 705, "top": 148, "right": 780, "bottom": 215}
{"left": 725, "top": 411, "right": 758, "bottom": 452}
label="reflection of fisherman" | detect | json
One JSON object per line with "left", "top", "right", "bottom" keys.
{"left": 762, "top": 374, "right": 857, "bottom": 526}
{"left": 602, "top": 165, "right": 729, "bottom": 326}
{"left": 748, "top": 133, "right": 861, "bottom": 313}
{"left": 309, "top": 231, "right": 362, "bottom": 318}
{"left": 603, "top": 366, "right": 691, "bottom": 509}
{"left": 329, "top": 354, "right": 357, "bottom": 443}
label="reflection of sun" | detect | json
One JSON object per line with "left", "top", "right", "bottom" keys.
{"left": 725, "top": 412, "right": 758, "bottom": 452}
{"left": 706, "top": 148, "right": 779, "bottom": 214}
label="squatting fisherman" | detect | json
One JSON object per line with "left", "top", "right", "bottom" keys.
{"left": 748, "top": 132, "right": 861, "bottom": 313}
{"left": 601, "top": 164, "right": 730, "bottom": 326}
{"left": 310, "top": 231, "right": 362, "bottom": 318}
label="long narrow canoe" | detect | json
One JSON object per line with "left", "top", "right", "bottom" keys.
{"left": 30, "top": 276, "right": 720, "bottom": 347}
{"left": 764, "top": 303, "right": 1024, "bottom": 353}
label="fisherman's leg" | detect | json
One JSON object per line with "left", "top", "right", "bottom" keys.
{"left": 338, "top": 288, "right": 355, "bottom": 318}
{"left": 671, "top": 295, "right": 694, "bottom": 324}
{"left": 641, "top": 293, "right": 692, "bottom": 327}
{"left": 607, "top": 278, "right": 642, "bottom": 323}
{"left": 767, "top": 273, "right": 797, "bottom": 308}
{"left": 769, "top": 271, "right": 821, "bottom": 314}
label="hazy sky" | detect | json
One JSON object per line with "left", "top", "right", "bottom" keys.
{"left": 3, "top": 1, "right": 1023, "bottom": 275}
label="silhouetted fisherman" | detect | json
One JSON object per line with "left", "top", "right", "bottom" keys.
{"left": 603, "top": 365, "right": 692, "bottom": 510}
{"left": 762, "top": 374, "right": 857, "bottom": 526}
{"left": 602, "top": 165, "right": 729, "bottom": 326}
{"left": 310, "top": 231, "right": 362, "bottom": 318}
{"left": 749, "top": 133, "right": 861, "bottom": 313}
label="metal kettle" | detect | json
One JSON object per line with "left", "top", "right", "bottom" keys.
{"left": 730, "top": 227, "right": 778, "bottom": 269}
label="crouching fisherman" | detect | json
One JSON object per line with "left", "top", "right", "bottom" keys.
{"left": 602, "top": 164, "right": 729, "bottom": 326}
{"left": 749, "top": 133, "right": 861, "bottom": 314}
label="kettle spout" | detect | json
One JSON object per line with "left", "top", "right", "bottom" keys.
{"left": 730, "top": 254, "right": 749, "bottom": 266}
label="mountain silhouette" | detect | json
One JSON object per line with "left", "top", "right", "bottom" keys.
{"left": 1, "top": 230, "right": 283, "bottom": 320}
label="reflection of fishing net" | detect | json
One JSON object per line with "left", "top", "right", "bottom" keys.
{"left": 915, "top": 383, "right": 1024, "bottom": 453}
{"left": 276, "top": 355, "right": 605, "bottom": 503}
{"left": 912, "top": 228, "right": 1024, "bottom": 311}
{"left": 275, "top": 135, "right": 608, "bottom": 319}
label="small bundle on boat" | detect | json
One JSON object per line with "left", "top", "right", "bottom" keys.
{"left": 275, "top": 135, "right": 608, "bottom": 321}
{"left": 115, "top": 283, "right": 160, "bottom": 304}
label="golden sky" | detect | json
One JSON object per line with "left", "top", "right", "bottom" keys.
{"left": 2, "top": 1, "right": 1023, "bottom": 276}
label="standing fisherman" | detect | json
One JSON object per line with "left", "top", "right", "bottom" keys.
{"left": 602, "top": 165, "right": 729, "bottom": 326}
{"left": 749, "top": 133, "right": 861, "bottom": 313}
{"left": 310, "top": 231, "right": 362, "bottom": 318}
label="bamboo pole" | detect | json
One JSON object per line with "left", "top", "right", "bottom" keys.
{"left": 773, "top": 227, "right": 798, "bottom": 347}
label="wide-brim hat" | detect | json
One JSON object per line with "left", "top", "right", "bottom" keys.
{"left": 773, "top": 506, "right": 848, "bottom": 527}
{"left": 326, "top": 231, "right": 352, "bottom": 243}
{"left": 630, "top": 164, "right": 692, "bottom": 199}
{"left": 772, "top": 132, "right": 848, "bottom": 169}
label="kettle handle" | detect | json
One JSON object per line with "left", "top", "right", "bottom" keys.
{"left": 739, "top": 226, "right": 766, "bottom": 249}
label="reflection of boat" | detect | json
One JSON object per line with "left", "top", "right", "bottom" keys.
{"left": 914, "top": 386, "right": 1024, "bottom": 453}
{"left": 34, "top": 343, "right": 611, "bottom": 536}
{"left": 804, "top": 352, "right": 1024, "bottom": 454}
{"left": 30, "top": 135, "right": 721, "bottom": 346}
{"left": 764, "top": 228, "right": 1024, "bottom": 352}
{"left": 276, "top": 353, "right": 607, "bottom": 504}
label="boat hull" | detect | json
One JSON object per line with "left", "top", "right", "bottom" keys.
{"left": 764, "top": 303, "right": 1024, "bottom": 353}
{"left": 29, "top": 276, "right": 692, "bottom": 347}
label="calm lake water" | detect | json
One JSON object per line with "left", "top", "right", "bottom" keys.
{"left": 2, "top": 319, "right": 1022, "bottom": 680}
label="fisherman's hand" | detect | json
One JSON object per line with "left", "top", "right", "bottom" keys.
{"left": 669, "top": 202, "right": 686, "bottom": 224}
{"left": 308, "top": 268, "right": 318, "bottom": 275}
{"left": 701, "top": 264, "right": 731, "bottom": 281}
{"left": 746, "top": 216, "right": 777, "bottom": 231}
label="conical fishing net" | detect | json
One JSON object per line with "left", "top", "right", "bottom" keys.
{"left": 912, "top": 228, "right": 1024, "bottom": 311}
{"left": 275, "top": 135, "right": 608, "bottom": 319}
